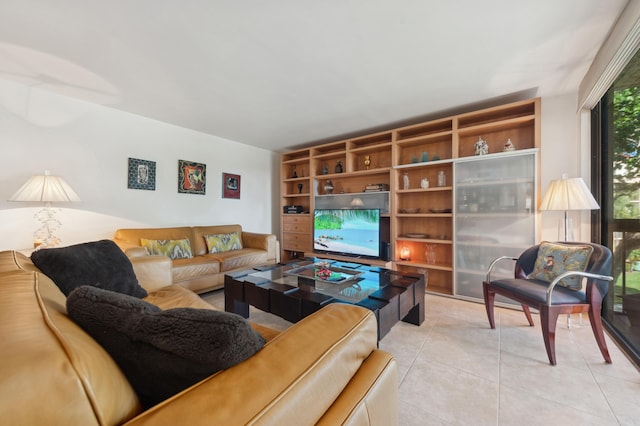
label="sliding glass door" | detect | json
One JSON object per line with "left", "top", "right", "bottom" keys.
{"left": 593, "top": 49, "right": 640, "bottom": 364}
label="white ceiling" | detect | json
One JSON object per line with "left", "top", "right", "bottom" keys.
{"left": 0, "top": 0, "right": 629, "bottom": 152}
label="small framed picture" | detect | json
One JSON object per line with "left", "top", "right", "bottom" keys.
{"left": 128, "top": 158, "right": 156, "bottom": 190}
{"left": 178, "top": 160, "right": 206, "bottom": 194}
{"left": 222, "top": 172, "right": 241, "bottom": 199}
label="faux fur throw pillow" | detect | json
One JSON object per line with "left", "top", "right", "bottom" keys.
{"left": 67, "top": 285, "right": 266, "bottom": 408}
{"left": 31, "top": 239, "right": 147, "bottom": 298}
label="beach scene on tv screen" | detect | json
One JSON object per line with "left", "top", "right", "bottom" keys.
{"left": 314, "top": 209, "right": 380, "bottom": 257}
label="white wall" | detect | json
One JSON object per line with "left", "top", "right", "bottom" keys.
{"left": 0, "top": 79, "right": 279, "bottom": 250}
{"left": 539, "top": 92, "right": 593, "bottom": 242}
{"left": 0, "top": 77, "right": 590, "bottom": 251}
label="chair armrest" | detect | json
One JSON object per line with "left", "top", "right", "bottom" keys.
{"left": 130, "top": 255, "right": 173, "bottom": 292}
{"left": 486, "top": 256, "right": 518, "bottom": 282}
{"left": 546, "top": 271, "right": 613, "bottom": 305}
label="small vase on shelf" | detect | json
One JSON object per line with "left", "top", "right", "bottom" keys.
{"left": 474, "top": 137, "right": 488, "bottom": 155}
{"left": 364, "top": 155, "right": 371, "bottom": 170}
{"left": 335, "top": 161, "right": 343, "bottom": 173}
{"left": 503, "top": 138, "right": 515, "bottom": 152}
{"left": 324, "top": 180, "right": 334, "bottom": 194}
{"left": 297, "top": 183, "right": 303, "bottom": 194}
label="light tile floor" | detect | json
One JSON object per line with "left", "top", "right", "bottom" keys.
{"left": 202, "top": 292, "right": 640, "bottom": 425}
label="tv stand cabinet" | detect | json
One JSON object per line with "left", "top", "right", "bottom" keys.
{"left": 304, "top": 252, "right": 393, "bottom": 269}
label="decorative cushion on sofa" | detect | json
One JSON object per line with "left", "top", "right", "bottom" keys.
{"left": 528, "top": 241, "right": 594, "bottom": 290}
{"left": 31, "top": 239, "right": 147, "bottom": 298}
{"left": 141, "top": 238, "right": 193, "bottom": 260}
{"left": 66, "top": 285, "right": 266, "bottom": 409}
{"left": 204, "top": 232, "right": 243, "bottom": 253}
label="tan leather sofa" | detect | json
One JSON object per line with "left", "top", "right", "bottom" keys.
{"left": 113, "top": 224, "right": 279, "bottom": 293}
{"left": 0, "top": 250, "right": 398, "bottom": 425}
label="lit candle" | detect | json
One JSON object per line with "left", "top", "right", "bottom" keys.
{"left": 399, "top": 246, "right": 411, "bottom": 261}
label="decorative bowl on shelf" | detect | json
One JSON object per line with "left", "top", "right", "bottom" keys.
{"left": 402, "top": 233, "right": 429, "bottom": 239}
{"left": 429, "top": 208, "right": 452, "bottom": 213}
{"left": 399, "top": 208, "right": 420, "bottom": 213}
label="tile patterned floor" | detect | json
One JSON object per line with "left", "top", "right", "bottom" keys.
{"left": 202, "top": 291, "right": 640, "bottom": 425}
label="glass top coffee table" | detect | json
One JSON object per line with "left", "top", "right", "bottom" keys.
{"left": 224, "top": 258, "right": 425, "bottom": 340}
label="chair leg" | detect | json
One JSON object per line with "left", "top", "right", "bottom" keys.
{"left": 588, "top": 304, "right": 612, "bottom": 364}
{"left": 522, "top": 305, "right": 535, "bottom": 326}
{"left": 482, "top": 282, "right": 496, "bottom": 329}
{"left": 540, "top": 306, "right": 560, "bottom": 365}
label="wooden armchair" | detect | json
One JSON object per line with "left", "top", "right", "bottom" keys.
{"left": 482, "top": 242, "right": 613, "bottom": 365}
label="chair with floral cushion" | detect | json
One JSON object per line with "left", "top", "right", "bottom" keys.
{"left": 482, "top": 241, "right": 613, "bottom": 365}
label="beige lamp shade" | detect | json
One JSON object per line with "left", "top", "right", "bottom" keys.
{"left": 8, "top": 170, "right": 80, "bottom": 248}
{"left": 539, "top": 176, "right": 599, "bottom": 212}
{"left": 9, "top": 171, "right": 81, "bottom": 203}
{"left": 540, "top": 175, "right": 599, "bottom": 241}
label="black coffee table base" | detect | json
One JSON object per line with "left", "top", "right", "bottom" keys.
{"left": 224, "top": 259, "right": 425, "bottom": 340}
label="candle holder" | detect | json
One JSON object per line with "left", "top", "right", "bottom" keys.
{"left": 399, "top": 246, "right": 411, "bottom": 261}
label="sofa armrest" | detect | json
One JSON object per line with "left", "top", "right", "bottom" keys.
{"left": 124, "top": 304, "right": 387, "bottom": 426}
{"left": 125, "top": 247, "right": 149, "bottom": 258}
{"left": 242, "top": 232, "right": 278, "bottom": 262}
{"left": 130, "top": 255, "right": 173, "bottom": 292}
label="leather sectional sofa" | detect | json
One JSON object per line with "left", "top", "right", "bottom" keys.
{"left": 0, "top": 249, "right": 398, "bottom": 425}
{"left": 113, "top": 224, "right": 279, "bottom": 293}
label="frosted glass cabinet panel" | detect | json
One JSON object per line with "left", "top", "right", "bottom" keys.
{"left": 454, "top": 149, "right": 538, "bottom": 302}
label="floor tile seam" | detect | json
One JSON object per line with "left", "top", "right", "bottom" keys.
{"left": 412, "top": 351, "right": 502, "bottom": 386}
{"left": 398, "top": 398, "right": 454, "bottom": 425}
{"left": 497, "top": 381, "right": 620, "bottom": 423}
{"left": 581, "top": 349, "right": 628, "bottom": 426}
{"left": 566, "top": 324, "right": 633, "bottom": 393}
{"left": 396, "top": 316, "right": 438, "bottom": 388}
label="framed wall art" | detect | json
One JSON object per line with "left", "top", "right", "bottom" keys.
{"left": 127, "top": 157, "right": 156, "bottom": 190}
{"left": 222, "top": 172, "right": 241, "bottom": 199}
{"left": 178, "top": 160, "right": 206, "bottom": 194}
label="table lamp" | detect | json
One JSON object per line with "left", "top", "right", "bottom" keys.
{"left": 539, "top": 174, "right": 599, "bottom": 241}
{"left": 9, "top": 170, "right": 80, "bottom": 248}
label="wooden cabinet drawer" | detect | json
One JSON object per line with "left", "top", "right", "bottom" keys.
{"left": 283, "top": 215, "right": 311, "bottom": 226}
{"left": 283, "top": 232, "right": 312, "bottom": 251}
{"left": 283, "top": 221, "right": 310, "bottom": 233}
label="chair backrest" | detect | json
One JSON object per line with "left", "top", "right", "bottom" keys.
{"left": 515, "top": 242, "right": 613, "bottom": 295}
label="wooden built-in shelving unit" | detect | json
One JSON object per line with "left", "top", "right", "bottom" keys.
{"left": 280, "top": 98, "right": 540, "bottom": 296}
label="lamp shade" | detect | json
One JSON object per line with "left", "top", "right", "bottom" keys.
{"left": 9, "top": 171, "right": 80, "bottom": 203}
{"left": 539, "top": 176, "right": 599, "bottom": 212}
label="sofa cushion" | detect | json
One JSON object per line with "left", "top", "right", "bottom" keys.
{"left": 171, "top": 256, "right": 221, "bottom": 283}
{"left": 141, "top": 238, "right": 193, "bottom": 260}
{"left": 528, "top": 241, "right": 594, "bottom": 290}
{"left": 67, "top": 285, "right": 266, "bottom": 409}
{"left": 204, "top": 232, "right": 243, "bottom": 253}
{"left": 205, "top": 248, "right": 268, "bottom": 272}
{"left": 31, "top": 240, "right": 147, "bottom": 298}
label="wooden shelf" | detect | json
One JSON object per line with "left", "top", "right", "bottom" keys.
{"left": 281, "top": 97, "right": 540, "bottom": 296}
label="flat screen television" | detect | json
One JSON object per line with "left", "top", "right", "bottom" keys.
{"left": 313, "top": 208, "right": 381, "bottom": 259}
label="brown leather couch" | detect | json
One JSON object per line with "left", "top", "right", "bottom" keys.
{"left": 0, "top": 250, "right": 398, "bottom": 425}
{"left": 113, "top": 224, "right": 279, "bottom": 293}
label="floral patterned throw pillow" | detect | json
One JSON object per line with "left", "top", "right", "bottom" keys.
{"left": 528, "top": 241, "right": 593, "bottom": 290}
